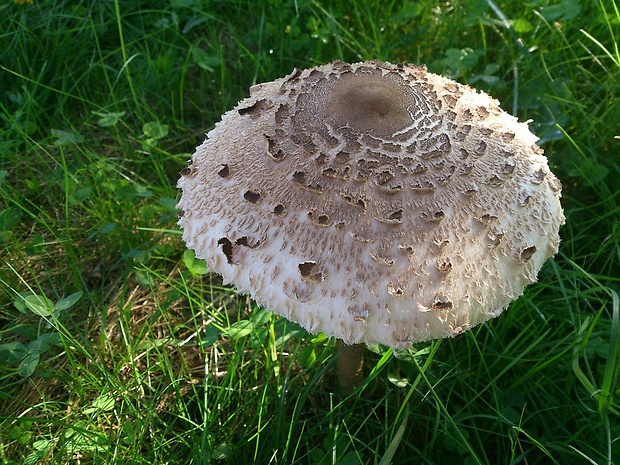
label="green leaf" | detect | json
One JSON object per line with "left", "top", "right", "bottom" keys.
{"left": 142, "top": 121, "right": 169, "bottom": 139}
{"left": 24, "top": 234, "right": 45, "bottom": 255}
{"left": 22, "top": 294, "right": 55, "bottom": 317}
{"left": 116, "top": 182, "right": 138, "bottom": 200}
{"left": 134, "top": 184, "right": 153, "bottom": 198}
{"left": 159, "top": 196, "right": 179, "bottom": 213}
{"left": 0, "top": 206, "right": 22, "bottom": 231}
{"left": 136, "top": 269, "right": 155, "bottom": 287}
{"left": 20, "top": 120, "right": 38, "bottom": 135}
{"left": 512, "top": 18, "right": 533, "bottom": 33}
{"left": 379, "top": 412, "right": 408, "bottom": 465}
{"left": 569, "top": 158, "right": 609, "bottom": 186}
{"left": 540, "top": 5, "right": 564, "bottom": 20}
{"left": 64, "top": 420, "right": 108, "bottom": 453}
{"left": 250, "top": 309, "right": 272, "bottom": 327}
{"left": 18, "top": 353, "right": 40, "bottom": 377}
{"left": 191, "top": 47, "right": 221, "bottom": 72}
{"left": 541, "top": 0, "right": 580, "bottom": 21}
{"left": 70, "top": 186, "right": 92, "bottom": 204}
{"left": 0, "top": 231, "right": 13, "bottom": 242}
{"left": 33, "top": 439, "right": 53, "bottom": 450}
{"left": 171, "top": 0, "right": 195, "bottom": 9}
{"left": 274, "top": 319, "right": 307, "bottom": 347}
{"left": 83, "top": 393, "right": 115, "bottom": 414}
{"left": 55, "top": 291, "right": 83, "bottom": 311}
{"left": 0, "top": 341, "right": 28, "bottom": 362}
{"left": 51, "top": 128, "right": 84, "bottom": 146}
{"left": 14, "top": 293, "right": 56, "bottom": 317}
{"left": 297, "top": 345, "right": 316, "bottom": 368}
{"left": 23, "top": 439, "right": 53, "bottom": 465}
{"left": 92, "top": 111, "right": 125, "bottom": 127}
{"left": 27, "top": 333, "right": 61, "bottom": 356}
{"left": 183, "top": 16, "right": 210, "bottom": 34}
{"left": 310, "top": 332, "right": 328, "bottom": 344}
{"left": 183, "top": 249, "right": 208, "bottom": 275}
{"left": 212, "top": 443, "right": 229, "bottom": 460}
{"left": 120, "top": 420, "right": 137, "bottom": 444}
{"left": 13, "top": 292, "right": 32, "bottom": 314}
{"left": 387, "top": 373, "right": 409, "bottom": 388}
{"left": 201, "top": 324, "right": 221, "bottom": 347}
{"left": 338, "top": 451, "right": 363, "bottom": 465}
{"left": 248, "top": 326, "right": 268, "bottom": 348}
{"left": 225, "top": 320, "right": 254, "bottom": 339}
{"left": 86, "top": 222, "right": 116, "bottom": 241}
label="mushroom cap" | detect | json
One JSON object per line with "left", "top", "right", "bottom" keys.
{"left": 177, "top": 60, "right": 565, "bottom": 349}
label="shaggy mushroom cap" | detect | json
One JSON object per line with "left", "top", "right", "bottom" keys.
{"left": 177, "top": 60, "right": 564, "bottom": 349}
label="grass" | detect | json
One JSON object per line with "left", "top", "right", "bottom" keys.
{"left": 0, "top": 0, "right": 619, "bottom": 463}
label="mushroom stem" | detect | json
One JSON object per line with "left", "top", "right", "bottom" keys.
{"left": 336, "top": 341, "right": 365, "bottom": 395}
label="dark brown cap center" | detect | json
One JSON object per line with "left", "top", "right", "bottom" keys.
{"left": 326, "top": 73, "right": 413, "bottom": 137}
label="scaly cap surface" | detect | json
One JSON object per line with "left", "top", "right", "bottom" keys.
{"left": 177, "top": 60, "right": 565, "bottom": 348}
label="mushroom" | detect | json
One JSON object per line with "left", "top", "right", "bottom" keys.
{"left": 177, "top": 60, "right": 564, "bottom": 393}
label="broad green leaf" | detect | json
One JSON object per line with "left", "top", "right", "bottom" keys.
{"left": 512, "top": 18, "right": 533, "bottom": 33}
{"left": 541, "top": 0, "right": 580, "bottom": 21}
{"left": 83, "top": 393, "right": 115, "bottom": 414}
{"left": 0, "top": 341, "right": 28, "bottom": 362}
{"left": 18, "top": 353, "right": 40, "bottom": 377}
{"left": 134, "top": 184, "right": 153, "bottom": 198}
{"left": 201, "top": 324, "right": 221, "bottom": 347}
{"left": 142, "top": 121, "right": 169, "bottom": 139}
{"left": 51, "top": 128, "right": 84, "bottom": 146}
{"left": 136, "top": 269, "right": 155, "bottom": 287}
{"left": 0, "top": 231, "right": 13, "bottom": 242}
{"left": 250, "top": 308, "right": 272, "bottom": 327}
{"left": 22, "top": 294, "right": 55, "bottom": 317}
{"left": 86, "top": 222, "right": 116, "bottom": 242}
{"left": 116, "top": 181, "right": 138, "bottom": 200}
{"left": 70, "top": 186, "right": 92, "bottom": 203}
{"left": 64, "top": 420, "right": 108, "bottom": 453}
{"left": 183, "top": 249, "right": 208, "bottom": 275}
{"left": 387, "top": 373, "right": 409, "bottom": 388}
{"left": 23, "top": 439, "right": 53, "bottom": 465}
{"left": 338, "top": 451, "right": 363, "bottom": 465}
{"left": 159, "top": 196, "right": 179, "bottom": 213}
{"left": 213, "top": 443, "right": 229, "bottom": 460}
{"left": 13, "top": 292, "right": 33, "bottom": 314}
{"left": 27, "top": 332, "right": 61, "bottom": 355}
{"left": 297, "top": 345, "right": 316, "bottom": 368}
{"left": 55, "top": 291, "right": 83, "bottom": 311}
{"left": 32, "top": 438, "right": 53, "bottom": 451}
{"left": 570, "top": 158, "right": 609, "bottom": 186}
{"left": 225, "top": 320, "right": 254, "bottom": 339}
{"left": 191, "top": 47, "right": 221, "bottom": 72}
{"left": 274, "top": 319, "right": 307, "bottom": 347}
{"left": 183, "top": 16, "right": 210, "bottom": 34}
{"left": 310, "top": 332, "right": 328, "bottom": 344}
{"left": 248, "top": 326, "right": 268, "bottom": 348}
{"left": 20, "top": 120, "right": 38, "bottom": 135}
{"left": 0, "top": 206, "right": 21, "bottom": 231}
{"left": 0, "top": 206, "right": 20, "bottom": 241}
{"left": 92, "top": 111, "right": 125, "bottom": 127}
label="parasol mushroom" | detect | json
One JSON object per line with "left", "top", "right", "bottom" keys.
{"left": 177, "top": 60, "right": 564, "bottom": 393}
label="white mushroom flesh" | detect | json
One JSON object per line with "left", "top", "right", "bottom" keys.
{"left": 177, "top": 60, "right": 565, "bottom": 349}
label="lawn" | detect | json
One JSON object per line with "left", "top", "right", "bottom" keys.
{"left": 0, "top": 0, "right": 619, "bottom": 464}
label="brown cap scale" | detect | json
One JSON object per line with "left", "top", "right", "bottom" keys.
{"left": 177, "top": 60, "right": 565, "bottom": 349}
